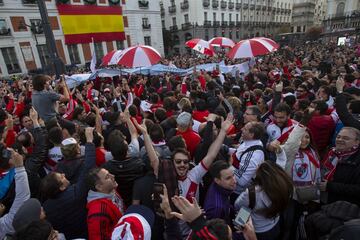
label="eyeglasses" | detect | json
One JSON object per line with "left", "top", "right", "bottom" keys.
{"left": 174, "top": 159, "right": 190, "bottom": 165}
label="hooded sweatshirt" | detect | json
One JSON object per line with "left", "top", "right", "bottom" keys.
{"left": 86, "top": 190, "right": 124, "bottom": 240}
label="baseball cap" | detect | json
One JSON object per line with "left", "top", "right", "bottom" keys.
{"left": 61, "top": 137, "right": 77, "bottom": 146}
{"left": 176, "top": 112, "right": 192, "bottom": 127}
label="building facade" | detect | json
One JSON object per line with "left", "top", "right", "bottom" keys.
{"left": 322, "top": 0, "right": 360, "bottom": 40}
{"left": 291, "top": 0, "right": 327, "bottom": 33}
{"left": 161, "top": 0, "right": 293, "bottom": 56}
{"left": 0, "top": 0, "right": 164, "bottom": 76}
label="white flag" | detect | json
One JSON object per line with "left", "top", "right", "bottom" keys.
{"left": 90, "top": 52, "right": 96, "bottom": 74}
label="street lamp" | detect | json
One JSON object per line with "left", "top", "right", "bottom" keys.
{"left": 37, "top": 0, "right": 65, "bottom": 79}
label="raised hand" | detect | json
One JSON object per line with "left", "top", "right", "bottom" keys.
{"left": 170, "top": 196, "right": 202, "bottom": 223}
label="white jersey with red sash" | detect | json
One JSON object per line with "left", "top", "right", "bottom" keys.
{"left": 178, "top": 160, "right": 208, "bottom": 203}
{"left": 292, "top": 148, "right": 321, "bottom": 186}
{"left": 266, "top": 119, "right": 297, "bottom": 144}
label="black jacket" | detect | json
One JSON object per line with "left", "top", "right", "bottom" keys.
{"left": 335, "top": 93, "right": 360, "bottom": 129}
{"left": 43, "top": 143, "right": 96, "bottom": 239}
{"left": 102, "top": 157, "right": 145, "bottom": 207}
{"left": 56, "top": 156, "right": 84, "bottom": 184}
{"left": 327, "top": 149, "right": 360, "bottom": 206}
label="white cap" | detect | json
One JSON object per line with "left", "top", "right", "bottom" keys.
{"left": 61, "top": 138, "right": 77, "bottom": 146}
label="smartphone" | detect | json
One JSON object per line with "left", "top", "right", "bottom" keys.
{"left": 234, "top": 207, "right": 251, "bottom": 227}
{"left": 153, "top": 183, "right": 164, "bottom": 202}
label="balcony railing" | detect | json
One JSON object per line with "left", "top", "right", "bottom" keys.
{"left": 243, "top": 3, "right": 248, "bottom": 9}
{"left": 204, "top": 20, "right": 212, "bottom": 27}
{"left": 182, "top": 22, "right": 192, "bottom": 30}
{"left": 220, "top": 0, "right": 227, "bottom": 9}
{"left": 250, "top": 4, "right": 255, "bottom": 10}
{"left": 228, "top": 2, "right": 234, "bottom": 9}
{"left": 203, "top": 0, "right": 210, "bottom": 7}
{"left": 221, "top": 21, "right": 228, "bottom": 27}
{"left": 22, "top": 0, "right": 37, "bottom": 4}
{"left": 243, "top": 21, "right": 249, "bottom": 27}
{"left": 138, "top": 0, "right": 149, "bottom": 8}
{"left": 235, "top": 3, "right": 241, "bottom": 9}
{"left": 262, "top": 5, "right": 266, "bottom": 10}
{"left": 0, "top": 27, "right": 11, "bottom": 36}
{"left": 256, "top": 5, "right": 261, "bottom": 10}
{"left": 181, "top": 1, "right": 189, "bottom": 10}
{"left": 142, "top": 23, "right": 151, "bottom": 29}
{"left": 170, "top": 25, "right": 178, "bottom": 31}
{"left": 168, "top": 5, "right": 176, "bottom": 13}
{"left": 213, "top": 20, "right": 220, "bottom": 27}
{"left": 212, "top": 0, "right": 219, "bottom": 8}
{"left": 236, "top": 21, "right": 241, "bottom": 27}
{"left": 229, "top": 21, "right": 235, "bottom": 27}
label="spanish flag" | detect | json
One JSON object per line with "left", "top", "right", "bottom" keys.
{"left": 57, "top": 4, "right": 125, "bottom": 44}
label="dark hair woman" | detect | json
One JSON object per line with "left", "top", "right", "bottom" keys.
{"left": 235, "top": 161, "right": 293, "bottom": 240}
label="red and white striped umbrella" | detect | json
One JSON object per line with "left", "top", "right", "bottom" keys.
{"left": 114, "top": 45, "right": 162, "bottom": 68}
{"left": 185, "top": 38, "right": 214, "bottom": 56}
{"left": 253, "top": 37, "right": 279, "bottom": 48}
{"left": 209, "top": 37, "right": 235, "bottom": 48}
{"left": 102, "top": 49, "right": 123, "bottom": 66}
{"left": 227, "top": 38, "right": 279, "bottom": 59}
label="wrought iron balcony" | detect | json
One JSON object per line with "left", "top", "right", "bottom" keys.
{"left": 181, "top": 1, "right": 189, "bottom": 10}
{"left": 212, "top": 0, "right": 219, "bottom": 8}
{"left": 221, "top": 21, "right": 228, "bottom": 27}
{"left": 142, "top": 23, "right": 151, "bottom": 29}
{"left": 229, "top": 21, "right": 235, "bottom": 27}
{"left": 22, "top": 0, "right": 37, "bottom": 4}
{"left": 236, "top": 21, "right": 241, "bottom": 27}
{"left": 204, "top": 20, "right": 212, "bottom": 27}
{"left": 250, "top": 4, "right": 255, "bottom": 10}
{"left": 0, "top": 27, "right": 11, "bottom": 36}
{"left": 262, "top": 5, "right": 266, "bottom": 10}
{"left": 170, "top": 25, "right": 178, "bottom": 31}
{"left": 138, "top": 0, "right": 149, "bottom": 8}
{"left": 256, "top": 5, "right": 261, "bottom": 10}
{"left": 182, "top": 22, "right": 192, "bottom": 30}
{"left": 221, "top": 0, "right": 227, "bottom": 9}
{"left": 203, "top": 0, "right": 210, "bottom": 7}
{"left": 228, "top": 2, "right": 234, "bottom": 9}
{"left": 235, "top": 3, "right": 241, "bottom": 9}
{"left": 168, "top": 5, "right": 176, "bottom": 13}
{"left": 213, "top": 20, "right": 220, "bottom": 27}
{"left": 243, "top": 3, "right": 248, "bottom": 9}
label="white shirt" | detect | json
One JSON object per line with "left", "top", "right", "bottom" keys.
{"left": 235, "top": 186, "right": 279, "bottom": 233}
{"left": 233, "top": 140, "right": 264, "bottom": 194}
{"left": 178, "top": 161, "right": 208, "bottom": 202}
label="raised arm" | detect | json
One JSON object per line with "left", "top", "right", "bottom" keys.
{"left": 202, "top": 114, "right": 234, "bottom": 169}
{"left": 0, "top": 150, "right": 30, "bottom": 238}
{"left": 335, "top": 78, "right": 360, "bottom": 128}
{"left": 134, "top": 121, "right": 159, "bottom": 177}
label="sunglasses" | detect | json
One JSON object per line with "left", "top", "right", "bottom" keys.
{"left": 174, "top": 159, "right": 190, "bottom": 165}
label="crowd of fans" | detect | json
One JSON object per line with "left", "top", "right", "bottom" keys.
{"left": 0, "top": 41, "right": 360, "bottom": 240}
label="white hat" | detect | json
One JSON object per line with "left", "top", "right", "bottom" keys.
{"left": 61, "top": 137, "right": 77, "bottom": 146}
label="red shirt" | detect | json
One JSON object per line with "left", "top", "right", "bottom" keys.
{"left": 176, "top": 128, "right": 201, "bottom": 159}
{"left": 192, "top": 110, "right": 209, "bottom": 123}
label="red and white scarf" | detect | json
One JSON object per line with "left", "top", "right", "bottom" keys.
{"left": 322, "top": 146, "right": 359, "bottom": 181}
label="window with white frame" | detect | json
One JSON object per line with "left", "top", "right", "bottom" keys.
{"left": 94, "top": 42, "right": 104, "bottom": 61}
{"left": 67, "top": 44, "right": 80, "bottom": 64}
{"left": 1, "top": 47, "right": 21, "bottom": 74}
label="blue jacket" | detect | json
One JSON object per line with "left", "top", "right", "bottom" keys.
{"left": 43, "top": 143, "right": 96, "bottom": 239}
